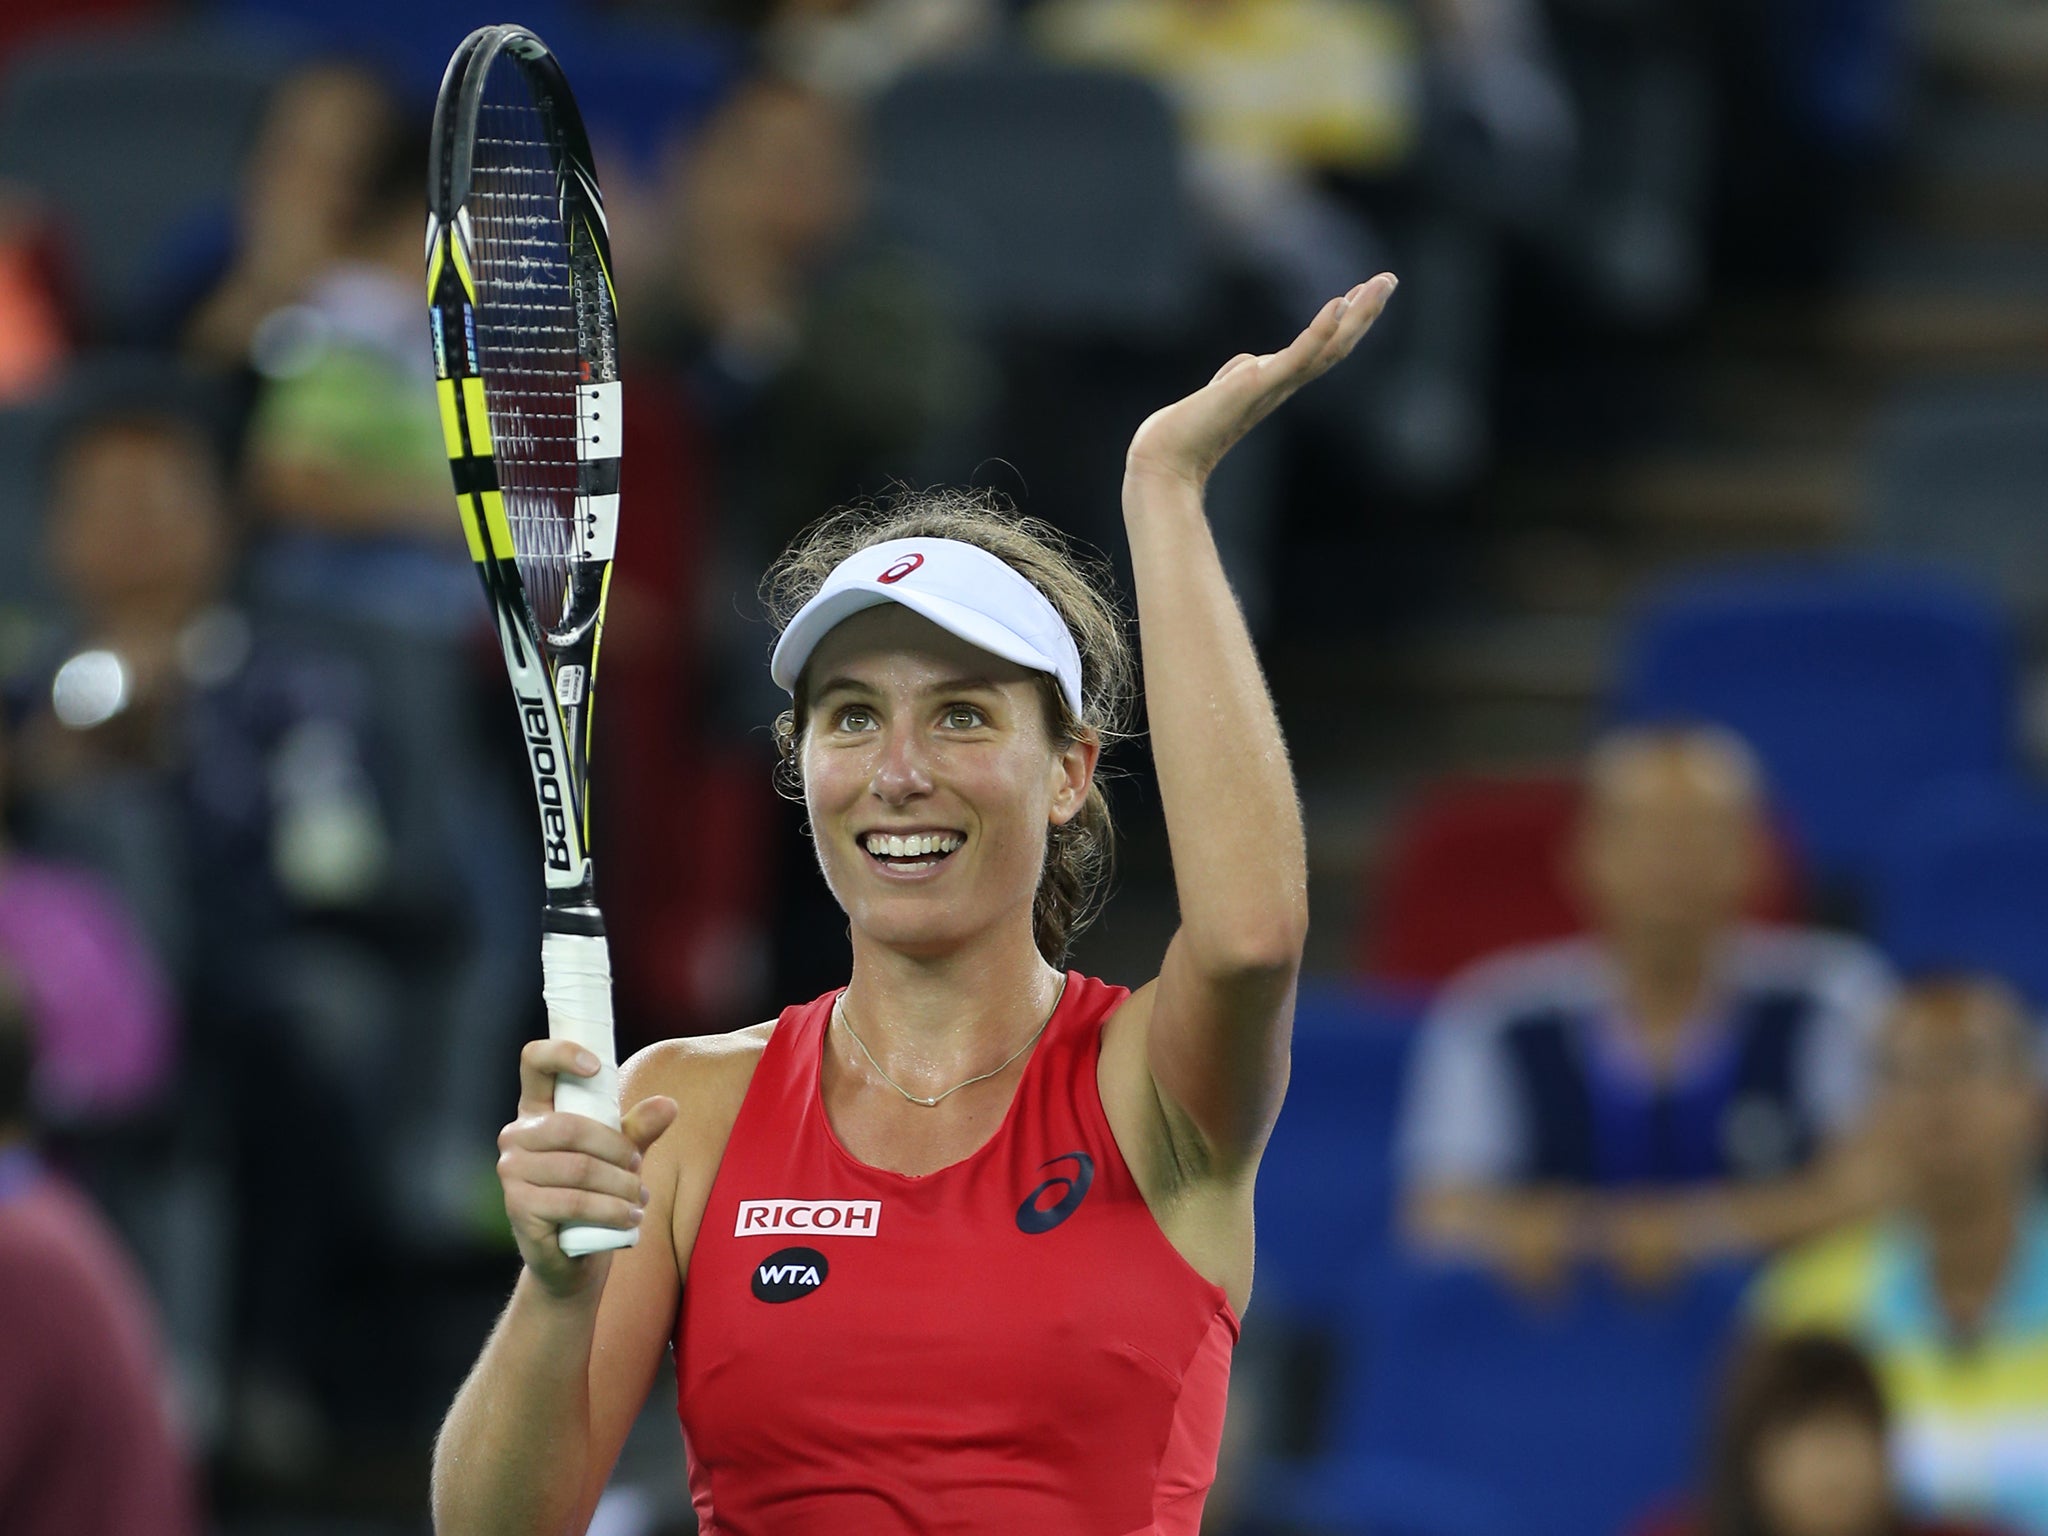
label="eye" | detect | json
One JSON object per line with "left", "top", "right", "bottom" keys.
{"left": 834, "top": 705, "right": 878, "bottom": 732}
{"left": 941, "top": 704, "right": 987, "bottom": 730}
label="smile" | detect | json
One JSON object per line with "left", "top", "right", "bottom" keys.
{"left": 861, "top": 830, "right": 964, "bottom": 872}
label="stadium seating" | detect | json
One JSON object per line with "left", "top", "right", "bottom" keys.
{"left": 1862, "top": 372, "right": 2048, "bottom": 630}
{"left": 0, "top": 22, "right": 291, "bottom": 336}
{"left": 868, "top": 55, "right": 1199, "bottom": 335}
{"left": 1254, "top": 982, "right": 1422, "bottom": 1322}
{"left": 1612, "top": 562, "right": 2015, "bottom": 887}
{"left": 1360, "top": 772, "right": 1806, "bottom": 987}
{"left": 1261, "top": 1257, "right": 1748, "bottom": 1536}
{"left": 1873, "top": 773, "right": 2048, "bottom": 1008}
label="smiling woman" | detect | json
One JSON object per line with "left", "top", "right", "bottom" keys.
{"left": 761, "top": 490, "right": 1133, "bottom": 964}
{"left": 432, "top": 275, "right": 1399, "bottom": 1536}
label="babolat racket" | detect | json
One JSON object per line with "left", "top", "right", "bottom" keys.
{"left": 427, "top": 25, "right": 630, "bottom": 1256}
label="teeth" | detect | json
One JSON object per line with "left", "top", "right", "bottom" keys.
{"left": 862, "top": 832, "right": 964, "bottom": 859}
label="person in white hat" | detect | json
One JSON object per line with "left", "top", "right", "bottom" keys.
{"left": 436, "top": 274, "right": 1399, "bottom": 1536}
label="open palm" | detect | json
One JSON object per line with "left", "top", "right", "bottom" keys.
{"left": 1126, "top": 274, "right": 1398, "bottom": 490}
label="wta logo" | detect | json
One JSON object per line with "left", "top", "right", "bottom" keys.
{"left": 877, "top": 552, "right": 924, "bottom": 584}
{"left": 752, "top": 1246, "right": 829, "bottom": 1303}
{"left": 1015, "top": 1151, "right": 1094, "bottom": 1234}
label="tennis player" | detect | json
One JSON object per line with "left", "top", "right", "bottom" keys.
{"left": 432, "top": 274, "right": 1397, "bottom": 1535}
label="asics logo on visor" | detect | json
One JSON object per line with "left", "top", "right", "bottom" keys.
{"left": 877, "top": 553, "right": 924, "bottom": 584}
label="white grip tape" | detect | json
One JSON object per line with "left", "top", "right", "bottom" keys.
{"left": 541, "top": 930, "right": 637, "bottom": 1256}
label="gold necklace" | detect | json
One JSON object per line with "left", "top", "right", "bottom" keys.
{"left": 834, "top": 976, "right": 1067, "bottom": 1109}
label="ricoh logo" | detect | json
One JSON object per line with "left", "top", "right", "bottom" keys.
{"left": 734, "top": 1199, "right": 880, "bottom": 1238}
{"left": 517, "top": 692, "right": 574, "bottom": 872}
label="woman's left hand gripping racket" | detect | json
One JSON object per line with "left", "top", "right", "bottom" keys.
{"left": 427, "top": 25, "right": 632, "bottom": 1256}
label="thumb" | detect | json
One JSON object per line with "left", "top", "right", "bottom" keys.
{"left": 623, "top": 1095, "right": 679, "bottom": 1153}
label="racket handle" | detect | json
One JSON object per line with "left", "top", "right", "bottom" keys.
{"left": 541, "top": 928, "right": 638, "bottom": 1257}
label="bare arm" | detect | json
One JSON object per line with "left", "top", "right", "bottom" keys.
{"left": 1407, "top": 1129, "right": 1893, "bottom": 1294}
{"left": 1123, "top": 277, "right": 1397, "bottom": 1171}
{"left": 431, "top": 1041, "right": 681, "bottom": 1536}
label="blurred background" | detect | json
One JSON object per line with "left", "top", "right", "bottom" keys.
{"left": 0, "top": 0, "right": 2045, "bottom": 1533}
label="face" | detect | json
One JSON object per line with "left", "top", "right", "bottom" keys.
{"left": 685, "top": 80, "right": 861, "bottom": 263}
{"left": 1879, "top": 984, "right": 2041, "bottom": 1209}
{"left": 1753, "top": 1410, "right": 1891, "bottom": 1536}
{"left": 47, "top": 422, "right": 230, "bottom": 625}
{"left": 245, "top": 66, "right": 393, "bottom": 238}
{"left": 798, "top": 605, "right": 1094, "bottom": 959}
{"left": 1573, "top": 731, "right": 1764, "bottom": 949}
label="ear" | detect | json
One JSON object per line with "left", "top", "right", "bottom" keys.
{"left": 1047, "top": 729, "right": 1100, "bottom": 828}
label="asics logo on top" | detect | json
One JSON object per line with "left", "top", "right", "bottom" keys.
{"left": 877, "top": 552, "right": 924, "bottom": 584}
{"left": 1015, "top": 1151, "right": 1094, "bottom": 1234}
{"left": 735, "top": 1199, "right": 882, "bottom": 1238}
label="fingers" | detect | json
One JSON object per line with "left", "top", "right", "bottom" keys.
{"left": 623, "top": 1094, "right": 679, "bottom": 1153}
{"left": 500, "top": 1101, "right": 643, "bottom": 1170}
{"left": 507, "top": 1147, "right": 647, "bottom": 1206}
{"left": 519, "top": 1037, "right": 600, "bottom": 1117}
{"left": 521, "top": 1184, "right": 644, "bottom": 1232}
{"left": 1210, "top": 352, "right": 1257, "bottom": 385}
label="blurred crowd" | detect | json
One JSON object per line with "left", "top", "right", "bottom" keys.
{"left": 0, "top": 0, "right": 2040, "bottom": 1534}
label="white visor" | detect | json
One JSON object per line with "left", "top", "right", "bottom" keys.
{"left": 770, "top": 537, "right": 1085, "bottom": 719}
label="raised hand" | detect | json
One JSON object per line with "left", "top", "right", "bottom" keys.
{"left": 1125, "top": 274, "right": 1398, "bottom": 492}
{"left": 497, "top": 1039, "right": 678, "bottom": 1300}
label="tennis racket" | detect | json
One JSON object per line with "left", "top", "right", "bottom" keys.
{"left": 427, "top": 25, "right": 631, "bottom": 1256}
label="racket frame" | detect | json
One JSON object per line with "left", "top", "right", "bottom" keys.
{"left": 428, "top": 24, "right": 633, "bottom": 1258}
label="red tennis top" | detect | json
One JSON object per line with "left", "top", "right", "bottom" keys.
{"left": 674, "top": 971, "right": 1239, "bottom": 1535}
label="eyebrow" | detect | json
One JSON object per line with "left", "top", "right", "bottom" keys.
{"left": 812, "top": 673, "right": 1006, "bottom": 702}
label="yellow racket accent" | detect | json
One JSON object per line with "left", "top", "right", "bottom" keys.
{"left": 456, "top": 493, "right": 488, "bottom": 563}
{"left": 461, "top": 377, "right": 494, "bottom": 455}
{"left": 478, "top": 488, "right": 514, "bottom": 560}
{"left": 426, "top": 234, "right": 448, "bottom": 302}
{"left": 437, "top": 379, "right": 465, "bottom": 458}
{"left": 448, "top": 228, "right": 478, "bottom": 301}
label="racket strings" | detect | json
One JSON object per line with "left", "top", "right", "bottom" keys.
{"left": 469, "top": 79, "right": 580, "bottom": 634}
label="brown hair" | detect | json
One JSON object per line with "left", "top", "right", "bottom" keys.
{"left": 761, "top": 487, "right": 1134, "bottom": 965}
{"left": 1701, "top": 1333, "right": 1900, "bottom": 1536}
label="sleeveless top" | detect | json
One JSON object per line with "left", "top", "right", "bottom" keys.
{"left": 674, "top": 971, "right": 1240, "bottom": 1535}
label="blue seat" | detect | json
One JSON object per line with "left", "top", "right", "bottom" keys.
{"left": 1264, "top": 1258, "right": 1749, "bottom": 1536}
{"left": 1253, "top": 981, "right": 1421, "bottom": 1323}
{"left": 1612, "top": 562, "right": 2016, "bottom": 884}
{"left": 869, "top": 54, "right": 1200, "bottom": 334}
{"left": 1863, "top": 374, "right": 2048, "bottom": 627}
{"left": 1874, "top": 774, "right": 2048, "bottom": 1007}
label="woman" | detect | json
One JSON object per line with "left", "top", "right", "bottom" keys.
{"left": 1632, "top": 1333, "right": 2015, "bottom": 1536}
{"left": 431, "top": 274, "right": 1398, "bottom": 1535}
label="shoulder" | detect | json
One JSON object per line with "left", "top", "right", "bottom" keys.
{"left": 1427, "top": 938, "right": 1607, "bottom": 1038}
{"left": 624, "top": 1021, "right": 778, "bottom": 1133}
{"left": 1728, "top": 926, "right": 1896, "bottom": 1001}
{"left": 1751, "top": 1218, "right": 1891, "bottom": 1332}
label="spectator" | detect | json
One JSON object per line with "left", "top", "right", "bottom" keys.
{"left": 239, "top": 104, "right": 472, "bottom": 631}
{"left": 0, "top": 975, "right": 198, "bottom": 1536}
{"left": 1031, "top": 0, "right": 1419, "bottom": 319}
{"left": 1633, "top": 1332, "right": 2013, "bottom": 1536}
{"left": 150, "top": 61, "right": 403, "bottom": 369}
{"left": 1397, "top": 724, "right": 1896, "bottom": 1294}
{"left": 636, "top": 72, "right": 981, "bottom": 714}
{"left": 0, "top": 709, "right": 175, "bottom": 1126}
{"left": 1753, "top": 976, "right": 2048, "bottom": 1536}
{"left": 761, "top": 0, "right": 999, "bottom": 99}
{"left": 14, "top": 373, "right": 390, "bottom": 978}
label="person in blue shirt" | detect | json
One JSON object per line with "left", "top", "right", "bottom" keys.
{"left": 1397, "top": 724, "right": 1896, "bottom": 1293}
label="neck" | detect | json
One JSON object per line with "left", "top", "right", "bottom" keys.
{"left": 842, "top": 922, "right": 1063, "bottom": 1080}
{"left": 1612, "top": 927, "right": 1720, "bottom": 1044}
{"left": 1923, "top": 1180, "right": 2025, "bottom": 1330}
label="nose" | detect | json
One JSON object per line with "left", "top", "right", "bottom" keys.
{"left": 869, "top": 722, "right": 934, "bottom": 806}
